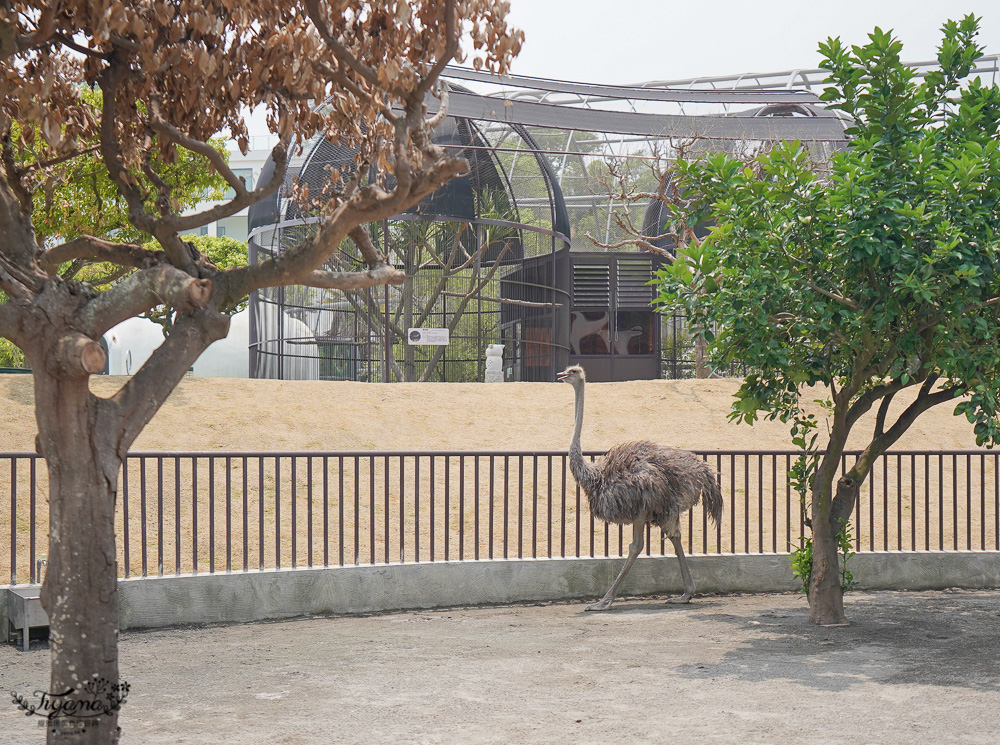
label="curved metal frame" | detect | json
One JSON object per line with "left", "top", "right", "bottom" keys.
{"left": 247, "top": 61, "right": 904, "bottom": 382}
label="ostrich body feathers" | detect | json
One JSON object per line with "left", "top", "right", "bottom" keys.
{"left": 572, "top": 441, "right": 724, "bottom": 534}
{"left": 558, "top": 363, "right": 721, "bottom": 607}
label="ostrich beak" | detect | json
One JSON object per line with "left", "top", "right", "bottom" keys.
{"left": 556, "top": 370, "right": 569, "bottom": 382}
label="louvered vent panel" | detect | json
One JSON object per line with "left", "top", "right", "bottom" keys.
{"left": 617, "top": 258, "right": 655, "bottom": 306}
{"left": 572, "top": 264, "right": 611, "bottom": 306}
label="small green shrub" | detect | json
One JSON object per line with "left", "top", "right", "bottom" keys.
{"left": 790, "top": 518, "right": 857, "bottom": 596}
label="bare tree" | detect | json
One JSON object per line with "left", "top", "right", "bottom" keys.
{"left": 0, "top": 2, "right": 521, "bottom": 742}
{"left": 586, "top": 139, "right": 767, "bottom": 378}
{"left": 348, "top": 213, "right": 521, "bottom": 382}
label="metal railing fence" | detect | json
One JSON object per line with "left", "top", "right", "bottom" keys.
{"left": 3, "top": 449, "right": 999, "bottom": 585}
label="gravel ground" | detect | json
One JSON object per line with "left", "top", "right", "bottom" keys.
{"left": 3, "top": 589, "right": 1000, "bottom": 744}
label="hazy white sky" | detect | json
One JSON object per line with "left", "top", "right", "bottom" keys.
{"left": 500, "top": 1, "right": 999, "bottom": 83}
{"left": 245, "top": 4, "right": 999, "bottom": 142}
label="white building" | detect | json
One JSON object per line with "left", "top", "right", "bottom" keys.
{"left": 103, "top": 305, "right": 320, "bottom": 380}
{"left": 192, "top": 134, "right": 279, "bottom": 242}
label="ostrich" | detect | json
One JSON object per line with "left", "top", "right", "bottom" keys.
{"left": 558, "top": 365, "right": 723, "bottom": 611}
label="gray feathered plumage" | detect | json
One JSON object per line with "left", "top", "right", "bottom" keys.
{"left": 558, "top": 364, "right": 723, "bottom": 609}
{"left": 576, "top": 440, "right": 723, "bottom": 533}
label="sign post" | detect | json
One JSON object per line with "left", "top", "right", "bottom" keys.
{"left": 407, "top": 328, "right": 450, "bottom": 345}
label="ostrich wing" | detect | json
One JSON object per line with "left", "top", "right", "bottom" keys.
{"left": 587, "top": 442, "right": 719, "bottom": 528}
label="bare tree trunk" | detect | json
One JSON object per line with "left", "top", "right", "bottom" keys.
{"left": 807, "top": 477, "right": 848, "bottom": 626}
{"left": 694, "top": 336, "right": 709, "bottom": 379}
{"left": 36, "top": 373, "right": 123, "bottom": 745}
{"left": 402, "top": 273, "right": 415, "bottom": 382}
{"left": 806, "top": 417, "right": 858, "bottom": 626}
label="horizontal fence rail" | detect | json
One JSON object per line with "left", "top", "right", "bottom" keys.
{"left": 2, "top": 449, "right": 999, "bottom": 585}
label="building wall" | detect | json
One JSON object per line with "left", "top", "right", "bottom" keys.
{"left": 186, "top": 140, "right": 277, "bottom": 242}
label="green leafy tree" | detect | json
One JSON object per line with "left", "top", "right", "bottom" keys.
{"left": 21, "top": 86, "right": 228, "bottom": 246}
{"left": 0, "top": 336, "right": 25, "bottom": 367}
{"left": 657, "top": 16, "right": 1000, "bottom": 626}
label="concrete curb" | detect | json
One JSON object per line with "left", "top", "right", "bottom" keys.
{"left": 114, "top": 550, "right": 1000, "bottom": 630}
{"left": 115, "top": 553, "right": 796, "bottom": 629}
{"left": 6, "top": 551, "right": 1000, "bottom": 633}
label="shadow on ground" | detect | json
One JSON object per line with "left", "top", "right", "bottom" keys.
{"left": 668, "top": 589, "right": 1000, "bottom": 692}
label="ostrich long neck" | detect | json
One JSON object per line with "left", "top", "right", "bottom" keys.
{"left": 569, "top": 381, "right": 598, "bottom": 490}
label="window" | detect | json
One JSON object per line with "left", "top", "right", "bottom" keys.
{"left": 216, "top": 216, "right": 248, "bottom": 243}
{"left": 570, "top": 311, "right": 610, "bottom": 355}
{"left": 614, "top": 311, "right": 654, "bottom": 355}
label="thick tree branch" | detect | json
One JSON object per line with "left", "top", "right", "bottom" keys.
{"left": 51, "top": 32, "right": 107, "bottom": 59}
{"left": 303, "top": 0, "right": 381, "bottom": 90}
{"left": 231, "top": 154, "right": 466, "bottom": 299}
{"left": 425, "top": 86, "right": 451, "bottom": 132}
{"left": 809, "top": 283, "right": 859, "bottom": 311}
{"left": 295, "top": 263, "right": 404, "bottom": 290}
{"left": 0, "top": 7, "right": 56, "bottom": 60}
{"left": 845, "top": 377, "right": 911, "bottom": 430}
{"left": 585, "top": 231, "right": 674, "bottom": 257}
{"left": 309, "top": 59, "right": 387, "bottom": 118}
{"left": 411, "top": 0, "right": 458, "bottom": 105}
{"left": 161, "top": 139, "right": 290, "bottom": 236}
{"left": 97, "top": 58, "right": 147, "bottom": 227}
{"left": 39, "top": 236, "right": 161, "bottom": 274}
{"left": 0, "top": 180, "right": 46, "bottom": 294}
{"left": 832, "top": 379, "right": 961, "bottom": 527}
{"left": 149, "top": 105, "right": 248, "bottom": 198}
{"left": 0, "top": 254, "right": 34, "bottom": 301}
{"left": 1, "top": 132, "right": 35, "bottom": 213}
{"left": 140, "top": 142, "right": 174, "bottom": 219}
{"left": 873, "top": 389, "right": 897, "bottom": 438}
{"left": 348, "top": 224, "right": 387, "bottom": 266}
{"left": 78, "top": 264, "right": 213, "bottom": 337}
{"left": 101, "top": 309, "right": 230, "bottom": 457}
{"left": 45, "top": 332, "right": 107, "bottom": 378}
{"left": 879, "top": 380, "right": 957, "bottom": 451}
{"left": 0, "top": 300, "right": 28, "bottom": 348}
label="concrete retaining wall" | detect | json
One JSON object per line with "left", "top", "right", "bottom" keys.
{"left": 116, "top": 553, "right": 795, "bottom": 629}
{"left": 6, "top": 552, "right": 1000, "bottom": 633}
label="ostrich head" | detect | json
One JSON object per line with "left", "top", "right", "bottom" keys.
{"left": 557, "top": 365, "right": 586, "bottom": 385}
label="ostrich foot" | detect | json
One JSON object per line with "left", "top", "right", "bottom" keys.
{"left": 666, "top": 593, "right": 692, "bottom": 604}
{"left": 585, "top": 598, "right": 615, "bottom": 612}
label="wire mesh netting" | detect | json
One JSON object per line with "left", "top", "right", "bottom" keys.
{"left": 246, "top": 69, "right": 862, "bottom": 382}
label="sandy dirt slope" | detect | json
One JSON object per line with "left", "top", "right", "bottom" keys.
{"left": 0, "top": 374, "right": 986, "bottom": 453}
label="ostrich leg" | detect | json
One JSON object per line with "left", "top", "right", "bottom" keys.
{"left": 667, "top": 534, "right": 696, "bottom": 604}
{"left": 586, "top": 515, "right": 646, "bottom": 612}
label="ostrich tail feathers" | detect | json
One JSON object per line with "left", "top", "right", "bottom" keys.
{"left": 702, "top": 471, "right": 724, "bottom": 526}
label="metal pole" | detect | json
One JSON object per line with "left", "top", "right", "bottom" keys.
{"left": 383, "top": 219, "right": 391, "bottom": 383}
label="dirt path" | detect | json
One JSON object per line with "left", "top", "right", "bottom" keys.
{"left": 3, "top": 590, "right": 999, "bottom": 744}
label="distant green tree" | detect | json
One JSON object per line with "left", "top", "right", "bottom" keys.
{"left": 657, "top": 16, "right": 1000, "bottom": 625}
{"left": 0, "top": 337, "right": 25, "bottom": 367}
{"left": 23, "top": 87, "right": 228, "bottom": 246}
